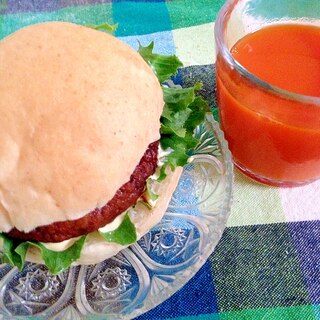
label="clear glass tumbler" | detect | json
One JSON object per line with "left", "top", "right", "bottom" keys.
{"left": 215, "top": 0, "right": 320, "bottom": 187}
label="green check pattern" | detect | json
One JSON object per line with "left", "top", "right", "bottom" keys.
{"left": 1, "top": 1, "right": 319, "bottom": 319}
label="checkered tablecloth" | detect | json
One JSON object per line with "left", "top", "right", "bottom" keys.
{"left": 1, "top": 1, "right": 319, "bottom": 319}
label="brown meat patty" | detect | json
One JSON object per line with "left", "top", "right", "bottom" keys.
{"left": 6, "top": 141, "right": 159, "bottom": 243}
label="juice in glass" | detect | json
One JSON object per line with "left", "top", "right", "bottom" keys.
{"left": 215, "top": 0, "right": 320, "bottom": 186}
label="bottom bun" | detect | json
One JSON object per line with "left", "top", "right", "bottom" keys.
{"left": 25, "top": 167, "right": 183, "bottom": 266}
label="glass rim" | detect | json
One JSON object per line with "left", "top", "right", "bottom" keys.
{"left": 214, "top": 0, "right": 320, "bottom": 106}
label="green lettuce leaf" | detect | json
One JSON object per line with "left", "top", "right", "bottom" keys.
{"left": 19, "top": 236, "right": 87, "bottom": 275}
{"left": 138, "top": 44, "right": 210, "bottom": 180}
{"left": 0, "top": 234, "right": 27, "bottom": 271}
{"left": 138, "top": 42, "right": 183, "bottom": 83}
{"left": 162, "top": 83, "right": 202, "bottom": 113}
{"left": 87, "top": 22, "right": 118, "bottom": 33}
{"left": 160, "top": 87, "right": 210, "bottom": 180}
{"left": 99, "top": 213, "right": 137, "bottom": 246}
{"left": 146, "top": 178, "right": 159, "bottom": 202}
{"left": 0, "top": 234, "right": 86, "bottom": 274}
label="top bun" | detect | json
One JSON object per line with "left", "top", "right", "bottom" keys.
{"left": 0, "top": 22, "right": 163, "bottom": 233}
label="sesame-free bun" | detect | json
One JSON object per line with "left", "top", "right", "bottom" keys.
{"left": 25, "top": 167, "right": 183, "bottom": 265}
{"left": 0, "top": 22, "right": 163, "bottom": 233}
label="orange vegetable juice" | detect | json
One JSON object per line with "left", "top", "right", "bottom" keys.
{"left": 216, "top": 23, "right": 320, "bottom": 186}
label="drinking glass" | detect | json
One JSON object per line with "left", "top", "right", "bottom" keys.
{"left": 215, "top": 0, "right": 320, "bottom": 187}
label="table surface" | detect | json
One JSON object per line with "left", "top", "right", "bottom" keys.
{"left": 1, "top": 1, "right": 319, "bottom": 319}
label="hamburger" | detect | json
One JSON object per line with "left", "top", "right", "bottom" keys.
{"left": 0, "top": 22, "right": 208, "bottom": 273}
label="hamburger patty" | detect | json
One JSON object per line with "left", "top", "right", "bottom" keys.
{"left": 7, "top": 141, "right": 159, "bottom": 243}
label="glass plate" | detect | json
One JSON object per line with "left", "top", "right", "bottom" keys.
{"left": 0, "top": 114, "right": 233, "bottom": 319}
